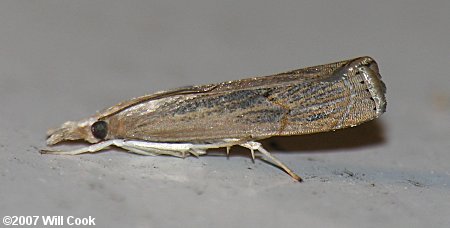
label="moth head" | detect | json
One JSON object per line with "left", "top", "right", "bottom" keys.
{"left": 46, "top": 117, "right": 109, "bottom": 145}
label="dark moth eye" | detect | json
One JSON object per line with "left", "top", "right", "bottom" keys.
{"left": 91, "top": 121, "right": 108, "bottom": 140}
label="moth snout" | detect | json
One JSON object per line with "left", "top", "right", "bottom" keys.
{"left": 46, "top": 118, "right": 101, "bottom": 145}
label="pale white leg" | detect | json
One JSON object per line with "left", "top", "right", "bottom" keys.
{"left": 123, "top": 144, "right": 206, "bottom": 158}
{"left": 126, "top": 146, "right": 187, "bottom": 158}
{"left": 240, "top": 141, "right": 302, "bottom": 182}
{"left": 118, "top": 140, "right": 195, "bottom": 158}
{"left": 187, "top": 139, "right": 302, "bottom": 181}
{"left": 40, "top": 140, "right": 119, "bottom": 155}
{"left": 190, "top": 148, "right": 207, "bottom": 157}
{"left": 41, "top": 140, "right": 207, "bottom": 157}
{"left": 120, "top": 145, "right": 159, "bottom": 156}
{"left": 42, "top": 139, "right": 301, "bottom": 181}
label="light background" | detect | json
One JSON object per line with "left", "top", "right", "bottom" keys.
{"left": 1, "top": 1, "right": 449, "bottom": 227}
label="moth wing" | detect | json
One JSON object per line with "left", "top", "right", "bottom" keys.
{"left": 96, "top": 84, "right": 218, "bottom": 119}
{"left": 97, "top": 56, "right": 357, "bottom": 120}
{"left": 103, "top": 56, "right": 385, "bottom": 142}
{"left": 109, "top": 87, "right": 286, "bottom": 142}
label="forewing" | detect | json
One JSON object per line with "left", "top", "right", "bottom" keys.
{"left": 106, "top": 88, "right": 284, "bottom": 142}
{"left": 103, "top": 57, "right": 385, "bottom": 142}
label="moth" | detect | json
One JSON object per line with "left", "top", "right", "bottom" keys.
{"left": 42, "top": 56, "right": 387, "bottom": 181}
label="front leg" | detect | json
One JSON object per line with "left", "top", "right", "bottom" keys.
{"left": 40, "top": 140, "right": 121, "bottom": 155}
{"left": 41, "top": 139, "right": 200, "bottom": 158}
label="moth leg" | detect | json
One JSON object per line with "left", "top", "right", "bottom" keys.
{"left": 123, "top": 146, "right": 187, "bottom": 158}
{"left": 115, "top": 140, "right": 196, "bottom": 158}
{"left": 40, "top": 140, "right": 120, "bottom": 155}
{"left": 190, "top": 148, "right": 207, "bottom": 157}
{"left": 250, "top": 148, "right": 256, "bottom": 161}
{"left": 240, "top": 141, "right": 302, "bottom": 182}
{"left": 120, "top": 145, "right": 159, "bottom": 156}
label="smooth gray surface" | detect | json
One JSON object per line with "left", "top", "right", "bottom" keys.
{"left": 1, "top": 1, "right": 449, "bottom": 227}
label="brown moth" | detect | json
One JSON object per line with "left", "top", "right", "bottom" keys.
{"left": 42, "top": 56, "right": 387, "bottom": 181}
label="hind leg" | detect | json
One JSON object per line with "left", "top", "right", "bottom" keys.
{"left": 240, "top": 141, "right": 302, "bottom": 182}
